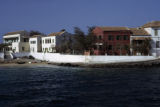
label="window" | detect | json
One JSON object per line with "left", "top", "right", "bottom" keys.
{"left": 98, "top": 35, "right": 102, "bottom": 40}
{"left": 108, "top": 35, "right": 114, "bottom": 41}
{"left": 156, "top": 41, "right": 160, "bottom": 48}
{"left": 99, "top": 45, "right": 102, "bottom": 50}
{"left": 22, "top": 47, "right": 25, "bottom": 51}
{"left": 30, "top": 41, "right": 36, "bottom": 44}
{"left": 124, "top": 35, "right": 129, "bottom": 40}
{"left": 52, "top": 39, "right": 54, "bottom": 43}
{"left": 108, "top": 45, "right": 112, "bottom": 50}
{"left": 24, "top": 38, "right": 29, "bottom": 42}
{"left": 155, "top": 29, "right": 158, "bottom": 36}
{"left": 94, "top": 45, "right": 97, "bottom": 50}
{"left": 116, "top": 36, "right": 120, "bottom": 40}
{"left": 43, "top": 40, "right": 44, "bottom": 44}
{"left": 45, "top": 38, "right": 51, "bottom": 44}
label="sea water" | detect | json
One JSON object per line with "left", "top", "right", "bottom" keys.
{"left": 0, "top": 65, "right": 160, "bottom": 107}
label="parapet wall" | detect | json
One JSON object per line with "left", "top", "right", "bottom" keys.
{"left": 12, "top": 52, "right": 157, "bottom": 64}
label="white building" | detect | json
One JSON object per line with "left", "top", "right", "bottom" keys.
{"left": 29, "top": 35, "right": 42, "bottom": 53}
{"left": 3, "top": 30, "right": 30, "bottom": 53}
{"left": 42, "top": 31, "right": 71, "bottom": 53}
{"left": 142, "top": 21, "right": 160, "bottom": 56}
{"left": 130, "top": 28, "right": 151, "bottom": 55}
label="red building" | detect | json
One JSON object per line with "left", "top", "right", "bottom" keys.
{"left": 93, "top": 27, "right": 132, "bottom": 55}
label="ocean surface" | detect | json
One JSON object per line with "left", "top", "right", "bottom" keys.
{"left": 0, "top": 65, "right": 160, "bottom": 107}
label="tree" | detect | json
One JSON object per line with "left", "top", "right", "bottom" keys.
{"left": 85, "top": 26, "right": 96, "bottom": 51}
{"left": 141, "top": 38, "right": 151, "bottom": 55}
{"left": 132, "top": 38, "right": 151, "bottom": 56}
{"left": 124, "top": 44, "right": 131, "bottom": 55}
{"left": 29, "top": 30, "right": 45, "bottom": 37}
{"left": 73, "top": 27, "right": 86, "bottom": 54}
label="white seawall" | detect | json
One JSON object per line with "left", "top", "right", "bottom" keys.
{"left": 12, "top": 52, "right": 157, "bottom": 64}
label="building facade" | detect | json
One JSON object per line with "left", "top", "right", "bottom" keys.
{"left": 142, "top": 21, "right": 160, "bottom": 56}
{"left": 130, "top": 28, "right": 151, "bottom": 55}
{"left": 3, "top": 30, "right": 30, "bottom": 53}
{"left": 93, "top": 27, "right": 131, "bottom": 55}
{"left": 29, "top": 35, "right": 42, "bottom": 53}
{"left": 42, "top": 31, "right": 69, "bottom": 53}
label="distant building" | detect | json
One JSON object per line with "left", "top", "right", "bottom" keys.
{"left": 3, "top": 30, "right": 30, "bottom": 53}
{"left": 142, "top": 21, "right": 160, "bottom": 56}
{"left": 130, "top": 28, "right": 151, "bottom": 55}
{"left": 93, "top": 27, "right": 131, "bottom": 55}
{"left": 41, "top": 31, "right": 70, "bottom": 53}
{"left": 29, "top": 35, "right": 43, "bottom": 53}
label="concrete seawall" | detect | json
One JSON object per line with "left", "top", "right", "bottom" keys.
{"left": 12, "top": 52, "right": 157, "bottom": 64}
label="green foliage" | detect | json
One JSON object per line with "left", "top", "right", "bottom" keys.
{"left": 56, "top": 33, "right": 73, "bottom": 54}
{"left": 73, "top": 26, "right": 96, "bottom": 54}
{"left": 29, "top": 30, "right": 45, "bottom": 37}
{"left": 56, "top": 26, "right": 97, "bottom": 55}
{"left": 132, "top": 38, "right": 151, "bottom": 55}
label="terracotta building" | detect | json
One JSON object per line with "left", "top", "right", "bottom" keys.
{"left": 93, "top": 27, "right": 132, "bottom": 55}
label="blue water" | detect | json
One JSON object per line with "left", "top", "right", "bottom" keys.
{"left": 0, "top": 65, "right": 160, "bottom": 107}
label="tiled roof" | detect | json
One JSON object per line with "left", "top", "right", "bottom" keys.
{"left": 30, "top": 35, "right": 44, "bottom": 38}
{"left": 142, "top": 21, "right": 160, "bottom": 28}
{"left": 130, "top": 28, "right": 150, "bottom": 36}
{"left": 4, "top": 30, "right": 26, "bottom": 36}
{"left": 48, "top": 31, "right": 65, "bottom": 36}
{"left": 99, "top": 26, "right": 130, "bottom": 31}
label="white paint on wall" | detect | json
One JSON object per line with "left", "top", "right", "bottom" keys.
{"left": 13, "top": 52, "right": 30, "bottom": 58}
{"left": 42, "top": 36, "right": 56, "bottom": 53}
{"left": 12, "top": 52, "right": 157, "bottom": 64}
{"left": 144, "top": 27, "right": 160, "bottom": 56}
{"left": 29, "top": 36, "right": 42, "bottom": 52}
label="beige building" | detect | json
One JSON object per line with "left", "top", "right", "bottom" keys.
{"left": 3, "top": 30, "right": 30, "bottom": 53}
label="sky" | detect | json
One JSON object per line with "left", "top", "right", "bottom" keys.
{"left": 0, "top": 0, "right": 160, "bottom": 43}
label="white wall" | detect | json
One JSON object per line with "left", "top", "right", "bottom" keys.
{"left": 0, "top": 53, "right": 4, "bottom": 59}
{"left": 13, "top": 52, "right": 30, "bottom": 58}
{"left": 144, "top": 27, "right": 160, "bottom": 56}
{"left": 42, "top": 36, "right": 56, "bottom": 53}
{"left": 28, "top": 53, "right": 157, "bottom": 64}
{"left": 12, "top": 42, "right": 19, "bottom": 52}
{"left": 29, "top": 37, "right": 42, "bottom": 53}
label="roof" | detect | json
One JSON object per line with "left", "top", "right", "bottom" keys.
{"left": 142, "top": 21, "right": 160, "bottom": 28}
{"left": 132, "top": 37, "right": 151, "bottom": 40}
{"left": 30, "top": 35, "right": 44, "bottom": 38}
{"left": 4, "top": 30, "right": 26, "bottom": 36}
{"left": 99, "top": 26, "right": 130, "bottom": 31}
{"left": 48, "top": 31, "right": 65, "bottom": 36}
{"left": 130, "top": 28, "right": 150, "bottom": 36}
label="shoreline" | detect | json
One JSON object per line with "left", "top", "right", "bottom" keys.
{"left": 1, "top": 58, "right": 160, "bottom": 68}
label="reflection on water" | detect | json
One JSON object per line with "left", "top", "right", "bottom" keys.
{"left": 0, "top": 65, "right": 160, "bottom": 107}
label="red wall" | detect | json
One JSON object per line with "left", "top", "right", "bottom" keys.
{"left": 93, "top": 27, "right": 131, "bottom": 55}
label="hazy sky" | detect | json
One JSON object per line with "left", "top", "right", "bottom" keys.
{"left": 0, "top": 0, "right": 160, "bottom": 42}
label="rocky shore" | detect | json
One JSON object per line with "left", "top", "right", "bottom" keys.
{"left": 0, "top": 58, "right": 48, "bottom": 66}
